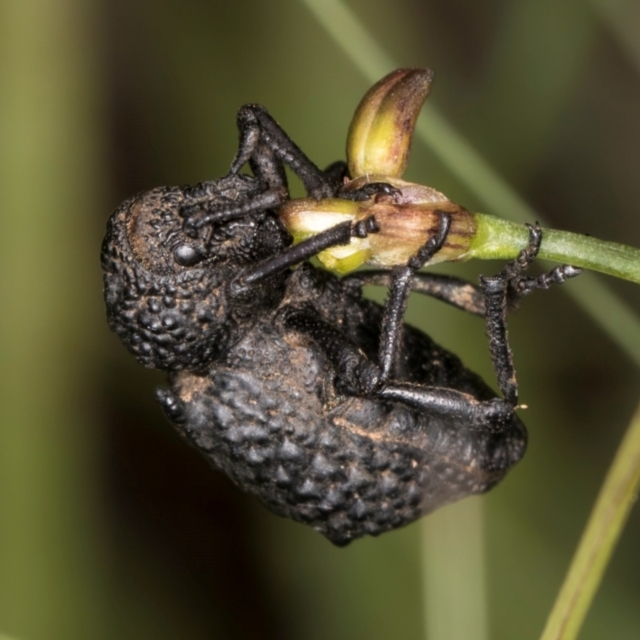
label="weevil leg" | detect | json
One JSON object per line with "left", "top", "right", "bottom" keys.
{"left": 230, "top": 104, "right": 335, "bottom": 199}
{"left": 377, "top": 266, "right": 414, "bottom": 382}
{"left": 338, "top": 182, "right": 402, "bottom": 202}
{"left": 322, "top": 160, "right": 349, "bottom": 190}
{"left": 321, "top": 161, "right": 404, "bottom": 201}
{"left": 378, "top": 212, "right": 452, "bottom": 382}
{"left": 349, "top": 224, "right": 580, "bottom": 407}
{"left": 230, "top": 105, "right": 401, "bottom": 203}
{"left": 229, "top": 216, "right": 381, "bottom": 295}
{"left": 377, "top": 383, "right": 513, "bottom": 432}
{"left": 345, "top": 262, "right": 580, "bottom": 319}
{"left": 509, "top": 264, "right": 582, "bottom": 300}
{"left": 283, "top": 307, "right": 514, "bottom": 432}
{"left": 480, "top": 275, "right": 518, "bottom": 406}
{"left": 344, "top": 270, "right": 486, "bottom": 316}
{"left": 478, "top": 224, "right": 544, "bottom": 406}
{"left": 180, "top": 185, "right": 289, "bottom": 235}
{"left": 480, "top": 225, "right": 581, "bottom": 406}
{"left": 479, "top": 223, "right": 544, "bottom": 407}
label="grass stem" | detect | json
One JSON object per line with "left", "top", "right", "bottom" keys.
{"left": 540, "top": 400, "right": 640, "bottom": 640}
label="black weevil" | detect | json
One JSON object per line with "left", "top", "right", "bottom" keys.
{"left": 102, "top": 104, "right": 576, "bottom": 545}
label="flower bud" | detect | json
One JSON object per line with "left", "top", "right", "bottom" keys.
{"left": 278, "top": 198, "right": 372, "bottom": 274}
{"left": 346, "top": 68, "right": 434, "bottom": 179}
{"left": 279, "top": 177, "right": 477, "bottom": 274}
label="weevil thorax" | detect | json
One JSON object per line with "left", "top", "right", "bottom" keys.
{"left": 101, "top": 178, "right": 288, "bottom": 372}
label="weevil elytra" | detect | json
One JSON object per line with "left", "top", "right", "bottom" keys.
{"left": 102, "top": 78, "right": 577, "bottom": 544}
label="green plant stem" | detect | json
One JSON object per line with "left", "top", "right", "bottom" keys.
{"left": 539, "top": 399, "right": 640, "bottom": 640}
{"left": 468, "top": 214, "right": 640, "bottom": 284}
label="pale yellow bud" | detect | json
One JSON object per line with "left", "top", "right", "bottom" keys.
{"left": 278, "top": 198, "right": 372, "bottom": 274}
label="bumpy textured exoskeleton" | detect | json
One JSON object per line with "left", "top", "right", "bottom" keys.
{"left": 102, "top": 105, "right": 577, "bottom": 545}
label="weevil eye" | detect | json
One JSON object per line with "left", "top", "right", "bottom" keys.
{"left": 173, "top": 243, "right": 205, "bottom": 267}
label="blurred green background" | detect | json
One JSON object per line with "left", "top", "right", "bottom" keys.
{"left": 1, "top": 0, "right": 639, "bottom": 638}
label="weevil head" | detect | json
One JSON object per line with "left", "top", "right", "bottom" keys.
{"left": 101, "top": 176, "right": 289, "bottom": 372}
